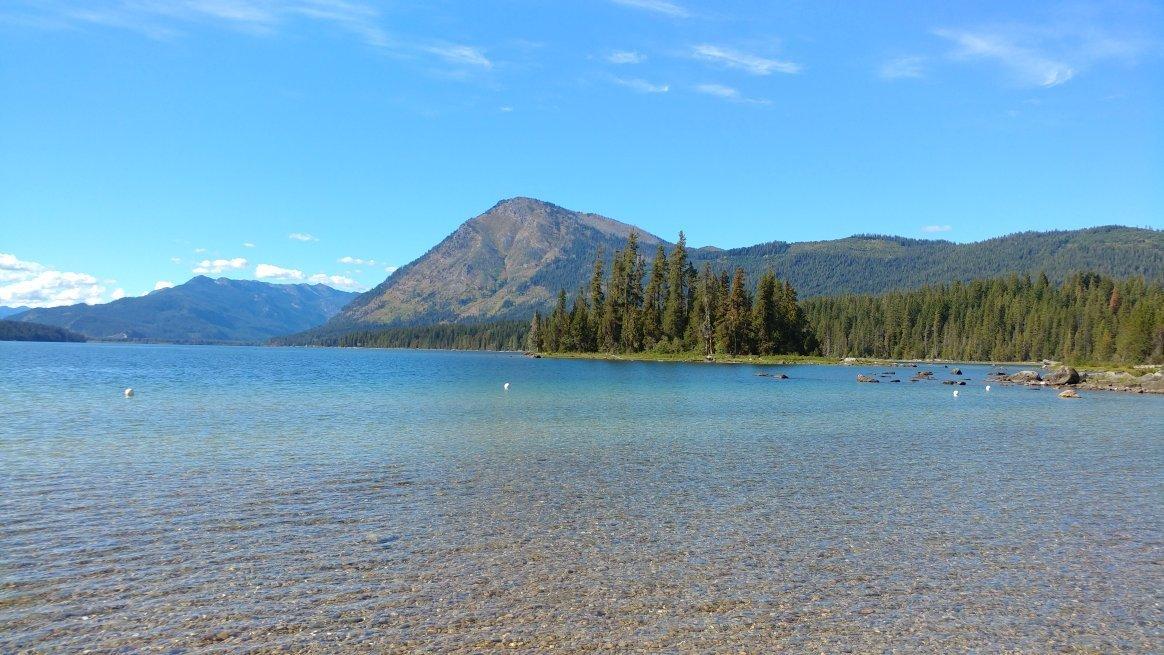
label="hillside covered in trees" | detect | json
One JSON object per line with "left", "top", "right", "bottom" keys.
{"left": 803, "top": 272, "right": 1164, "bottom": 364}
{"left": 0, "top": 320, "right": 86, "bottom": 343}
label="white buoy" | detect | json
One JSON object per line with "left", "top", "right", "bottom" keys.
{"left": 952, "top": 389, "right": 959, "bottom": 397}
{"left": 985, "top": 385, "right": 991, "bottom": 392}
{"left": 124, "top": 388, "right": 134, "bottom": 398}
{"left": 503, "top": 382, "right": 510, "bottom": 391}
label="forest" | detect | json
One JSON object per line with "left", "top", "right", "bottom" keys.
{"left": 0, "top": 320, "right": 87, "bottom": 343}
{"left": 524, "top": 232, "right": 815, "bottom": 357}
{"left": 274, "top": 231, "right": 1164, "bottom": 366}
{"left": 803, "top": 272, "right": 1163, "bottom": 364}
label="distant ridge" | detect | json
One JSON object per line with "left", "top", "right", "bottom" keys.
{"left": 10, "top": 276, "right": 357, "bottom": 344}
{"left": 314, "top": 198, "right": 1163, "bottom": 334}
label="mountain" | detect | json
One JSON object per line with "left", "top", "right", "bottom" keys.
{"left": 0, "top": 320, "right": 86, "bottom": 343}
{"left": 334, "top": 197, "right": 666, "bottom": 328}
{"left": 10, "top": 277, "right": 356, "bottom": 344}
{"left": 0, "top": 306, "right": 31, "bottom": 319}
{"left": 318, "top": 197, "right": 1164, "bottom": 333}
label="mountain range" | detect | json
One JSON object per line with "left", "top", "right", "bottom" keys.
{"left": 317, "top": 197, "right": 1163, "bottom": 334}
{"left": 7, "top": 197, "right": 1161, "bottom": 344}
{"left": 9, "top": 276, "right": 355, "bottom": 344}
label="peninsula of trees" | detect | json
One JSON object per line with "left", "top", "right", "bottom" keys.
{"left": 524, "top": 232, "right": 815, "bottom": 357}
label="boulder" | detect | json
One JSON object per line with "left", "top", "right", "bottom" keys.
{"left": 951, "top": 368, "right": 962, "bottom": 375}
{"left": 1058, "top": 389, "right": 1080, "bottom": 399}
{"left": 1044, "top": 366, "right": 1080, "bottom": 385}
{"left": 1010, "top": 370, "right": 1042, "bottom": 383}
{"left": 856, "top": 374, "right": 879, "bottom": 384}
{"left": 777, "top": 373, "right": 789, "bottom": 379}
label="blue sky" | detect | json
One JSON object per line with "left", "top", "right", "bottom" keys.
{"left": 1, "top": 0, "right": 1161, "bottom": 306}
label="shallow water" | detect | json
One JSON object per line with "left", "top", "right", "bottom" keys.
{"left": 1, "top": 342, "right": 1161, "bottom": 653}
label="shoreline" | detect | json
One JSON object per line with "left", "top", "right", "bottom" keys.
{"left": 535, "top": 350, "right": 1164, "bottom": 394}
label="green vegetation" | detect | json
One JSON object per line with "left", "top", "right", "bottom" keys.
{"left": 278, "top": 257, "right": 1164, "bottom": 368}
{"left": 525, "top": 232, "right": 815, "bottom": 357}
{"left": 0, "top": 319, "right": 86, "bottom": 342}
{"left": 803, "top": 272, "right": 1164, "bottom": 364}
{"left": 270, "top": 321, "right": 528, "bottom": 350}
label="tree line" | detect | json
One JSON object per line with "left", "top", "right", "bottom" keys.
{"left": 802, "top": 272, "right": 1164, "bottom": 364}
{"left": 524, "top": 232, "right": 815, "bottom": 356}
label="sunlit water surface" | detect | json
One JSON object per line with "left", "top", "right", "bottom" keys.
{"left": 1, "top": 342, "right": 1161, "bottom": 653}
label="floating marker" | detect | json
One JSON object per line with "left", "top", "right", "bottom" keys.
{"left": 503, "top": 382, "right": 510, "bottom": 391}
{"left": 985, "top": 385, "right": 991, "bottom": 392}
{"left": 124, "top": 388, "right": 134, "bottom": 398}
{"left": 953, "top": 390, "right": 959, "bottom": 397}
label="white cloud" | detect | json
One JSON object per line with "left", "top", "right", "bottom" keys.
{"left": 935, "top": 29, "right": 1075, "bottom": 87}
{"left": 170, "top": 257, "right": 182, "bottom": 264}
{"left": 499, "top": 106, "right": 514, "bottom": 112}
{"left": 694, "top": 83, "right": 771, "bottom": 105}
{"left": 879, "top": 56, "right": 926, "bottom": 80}
{"left": 695, "top": 83, "right": 739, "bottom": 99}
{"left": 255, "top": 263, "right": 305, "bottom": 281}
{"left": 424, "top": 44, "right": 492, "bottom": 69}
{"left": 154, "top": 280, "right": 175, "bottom": 290}
{"left": 243, "top": 242, "right": 255, "bottom": 248}
{"left": 308, "top": 273, "right": 361, "bottom": 289}
{"left": 193, "top": 247, "right": 207, "bottom": 253}
{"left": 693, "top": 44, "right": 801, "bottom": 75}
{"left": 0, "top": 253, "right": 108, "bottom": 307}
{"left": 922, "top": 225, "right": 953, "bottom": 233}
{"left": 18, "top": 0, "right": 390, "bottom": 47}
{"left": 611, "top": 0, "right": 690, "bottom": 18}
{"left": 614, "top": 77, "right": 669, "bottom": 93}
{"left": 192, "top": 257, "right": 248, "bottom": 274}
{"left": 110, "top": 288, "right": 127, "bottom": 300}
{"left": 385, "top": 265, "right": 399, "bottom": 274}
{"left": 339, "top": 256, "right": 377, "bottom": 266}
{"left": 288, "top": 232, "right": 318, "bottom": 242}
{"left": 607, "top": 50, "right": 644, "bottom": 64}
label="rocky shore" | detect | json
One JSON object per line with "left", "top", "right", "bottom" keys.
{"left": 988, "top": 366, "right": 1164, "bottom": 395}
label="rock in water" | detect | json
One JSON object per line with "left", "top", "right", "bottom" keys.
{"left": 1058, "top": 389, "right": 1080, "bottom": 399}
{"left": 951, "top": 368, "right": 962, "bottom": 375}
{"left": 1045, "top": 366, "right": 1080, "bottom": 385}
{"left": 123, "top": 388, "right": 134, "bottom": 398}
{"left": 1010, "top": 370, "right": 1042, "bottom": 383}
{"left": 856, "top": 374, "right": 879, "bottom": 383}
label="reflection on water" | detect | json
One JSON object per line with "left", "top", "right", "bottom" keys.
{"left": 2, "top": 343, "right": 1161, "bottom": 652}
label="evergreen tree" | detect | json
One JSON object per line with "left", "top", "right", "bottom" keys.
{"left": 662, "top": 231, "right": 689, "bottom": 341}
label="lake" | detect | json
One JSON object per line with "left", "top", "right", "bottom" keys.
{"left": 1, "top": 342, "right": 1161, "bottom": 653}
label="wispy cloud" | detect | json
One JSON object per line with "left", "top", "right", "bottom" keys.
{"left": 934, "top": 28, "right": 1075, "bottom": 87}
{"left": 288, "top": 232, "right": 318, "bottom": 242}
{"left": 242, "top": 242, "right": 255, "bottom": 248}
{"left": 922, "top": 225, "right": 953, "bottom": 233}
{"left": 154, "top": 280, "right": 175, "bottom": 290}
{"left": 12, "top": 0, "right": 390, "bottom": 46}
{"left": 0, "top": 253, "right": 109, "bottom": 307}
{"left": 607, "top": 50, "right": 644, "bottom": 64}
{"left": 613, "top": 77, "right": 669, "bottom": 93}
{"left": 385, "top": 265, "right": 399, "bottom": 274}
{"left": 610, "top": 0, "right": 689, "bottom": 18}
{"left": 879, "top": 55, "right": 926, "bottom": 80}
{"left": 423, "top": 43, "right": 492, "bottom": 69}
{"left": 193, "top": 257, "right": 248, "bottom": 274}
{"left": 693, "top": 44, "right": 801, "bottom": 75}
{"left": 694, "top": 83, "right": 770, "bottom": 105}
